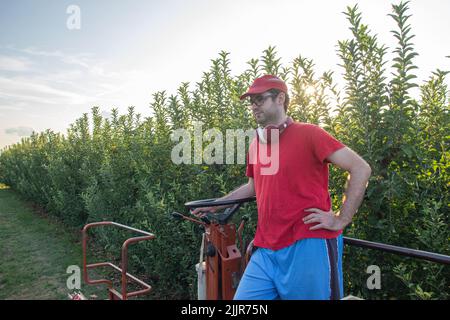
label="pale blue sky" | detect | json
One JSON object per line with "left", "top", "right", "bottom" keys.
{"left": 1, "top": 0, "right": 449, "bottom": 150}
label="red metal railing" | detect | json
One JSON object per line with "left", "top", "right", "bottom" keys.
{"left": 82, "top": 221, "right": 155, "bottom": 300}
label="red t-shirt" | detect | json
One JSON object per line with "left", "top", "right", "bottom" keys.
{"left": 246, "top": 122, "right": 346, "bottom": 250}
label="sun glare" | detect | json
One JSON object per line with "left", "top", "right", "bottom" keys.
{"left": 304, "top": 85, "right": 316, "bottom": 96}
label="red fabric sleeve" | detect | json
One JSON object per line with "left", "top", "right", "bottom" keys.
{"left": 309, "top": 125, "right": 346, "bottom": 163}
{"left": 245, "top": 152, "right": 254, "bottom": 177}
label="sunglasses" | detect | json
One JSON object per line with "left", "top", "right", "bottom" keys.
{"left": 248, "top": 93, "right": 276, "bottom": 107}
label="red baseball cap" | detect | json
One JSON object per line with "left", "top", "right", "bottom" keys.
{"left": 239, "top": 75, "right": 288, "bottom": 100}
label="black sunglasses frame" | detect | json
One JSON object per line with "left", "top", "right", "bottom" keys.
{"left": 248, "top": 93, "right": 277, "bottom": 107}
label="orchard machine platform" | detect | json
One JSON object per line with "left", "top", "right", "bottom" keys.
{"left": 171, "top": 196, "right": 257, "bottom": 300}
{"left": 71, "top": 198, "right": 449, "bottom": 301}
{"left": 70, "top": 221, "right": 155, "bottom": 300}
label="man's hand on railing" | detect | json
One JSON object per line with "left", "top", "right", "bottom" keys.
{"left": 191, "top": 204, "right": 231, "bottom": 218}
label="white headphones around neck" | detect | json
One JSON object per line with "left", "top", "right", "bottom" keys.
{"left": 256, "top": 117, "right": 293, "bottom": 144}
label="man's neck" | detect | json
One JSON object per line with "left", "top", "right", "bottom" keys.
{"left": 263, "top": 115, "right": 288, "bottom": 128}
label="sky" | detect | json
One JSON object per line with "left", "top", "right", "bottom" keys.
{"left": 0, "top": 0, "right": 449, "bottom": 150}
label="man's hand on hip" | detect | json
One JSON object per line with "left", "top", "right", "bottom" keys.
{"left": 303, "top": 208, "right": 348, "bottom": 231}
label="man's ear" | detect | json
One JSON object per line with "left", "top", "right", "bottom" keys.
{"left": 277, "top": 92, "right": 286, "bottom": 107}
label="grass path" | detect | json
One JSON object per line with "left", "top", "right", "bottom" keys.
{"left": 0, "top": 184, "right": 103, "bottom": 299}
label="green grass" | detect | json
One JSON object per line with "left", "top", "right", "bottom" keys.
{"left": 0, "top": 185, "right": 108, "bottom": 300}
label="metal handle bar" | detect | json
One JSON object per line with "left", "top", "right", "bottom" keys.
{"left": 344, "top": 237, "right": 450, "bottom": 265}
{"left": 184, "top": 196, "right": 256, "bottom": 209}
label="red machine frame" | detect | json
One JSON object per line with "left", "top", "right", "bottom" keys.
{"left": 81, "top": 221, "right": 155, "bottom": 300}
{"left": 173, "top": 196, "right": 256, "bottom": 300}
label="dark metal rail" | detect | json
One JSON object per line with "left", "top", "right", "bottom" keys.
{"left": 344, "top": 237, "right": 450, "bottom": 265}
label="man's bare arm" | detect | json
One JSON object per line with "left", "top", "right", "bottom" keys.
{"left": 329, "top": 147, "right": 372, "bottom": 227}
{"left": 304, "top": 147, "right": 371, "bottom": 231}
{"left": 191, "top": 178, "right": 256, "bottom": 216}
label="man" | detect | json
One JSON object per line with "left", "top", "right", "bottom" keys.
{"left": 192, "top": 75, "right": 371, "bottom": 300}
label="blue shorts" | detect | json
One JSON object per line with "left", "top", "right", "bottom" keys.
{"left": 234, "top": 235, "right": 344, "bottom": 300}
